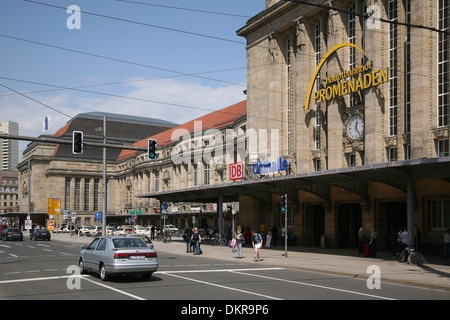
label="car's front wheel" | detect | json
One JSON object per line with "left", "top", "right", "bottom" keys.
{"left": 79, "top": 259, "right": 87, "bottom": 274}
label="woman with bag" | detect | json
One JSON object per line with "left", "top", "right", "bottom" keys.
{"left": 191, "top": 227, "right": 201, "bottom": 255}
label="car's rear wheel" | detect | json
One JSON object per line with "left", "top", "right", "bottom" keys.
{"left": 99, "top": 263, "right": 108, "bottom": 281}
{"left": 142, "top": 272, "right": 153, "bottom": 280}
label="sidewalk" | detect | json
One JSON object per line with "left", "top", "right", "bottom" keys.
{"left": 52, "top": 233, "right": 450, "bottom": 291}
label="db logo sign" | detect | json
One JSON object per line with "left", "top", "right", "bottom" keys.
{"left": 230, "top": 162, "right": 244, "bottom": 181}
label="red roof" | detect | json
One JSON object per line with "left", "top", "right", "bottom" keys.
{"left": 117, "top": 100, "right": 247, "bottom": 161}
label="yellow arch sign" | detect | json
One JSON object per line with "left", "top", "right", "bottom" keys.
{"left": 304, "top": 43, "right": 368, "bottom": 110}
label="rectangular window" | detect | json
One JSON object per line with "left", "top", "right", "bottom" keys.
{"left": 155, "top": 171, "right": 160, "bottom": 192}
{"left": 388, "top": 147, "right": 398, "bottom": 162}
{"left": 348, "top": 154, "right": 356, "bottom": 167}
{"left": 314, "top": 159, "right": 321, "bottom": 172}
{"left": 75, "top": 178, "right": 81, "bottom": 211}
{"left": 404, "top": 144, "right": 411, "bottom": 160}
{"left": 84, "top": 179, "right": 90, "bottom": 211}
{"left": 204, "top": 161, "right": 210, "bottom": 185}
{"left": 438, "top": 0, "right": 449, "bottom": 127}
{"left": 431, "top": 199, "right": 450, "bottom": 229}
{"left": 286, "top": 35, "right": 293, "bottom": 155}
{"left": 93, "top": 179, "right": 99, "bottom": 211}
{"left": 438, "top": 139, "right": 450, "bottom": 157}
{"left": 314, "top": 21, "right": 322, "bottom": 151}
{"left": 65, "top": 178, "right": 71, "bottom": 211}
{"left": 388, "top": 0, "right": 398, "bottom": 137}
{"left": 405, "top": 0, "right": 411, "bottom": 134}
{"left": 348, "top": 2, "right": 360, "bottom": 107}
{"left": 193, "top": 163, "right": 198, "bottom": 187}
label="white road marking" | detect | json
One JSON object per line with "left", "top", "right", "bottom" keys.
{"left": 230, "top": 270, "right": 396, "bottom": 301}
{"left": 158, "top": 268, "right": 284, "bottom": 300}
{"left": 0, "top": 275, "right": 86, "bottom": 284}
{"left": 82, "top": 277, "right": 146, "bottom": 300}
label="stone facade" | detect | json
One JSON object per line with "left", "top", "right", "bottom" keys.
{"left": 236, "top": 0, "right": 450, "bottom": 249}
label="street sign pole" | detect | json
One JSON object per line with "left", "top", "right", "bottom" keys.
{"left": 284, "top": 194, "right": 288, "bottom": 258}
{"left": 102, "top": 116, "right": 107, "bottom": 236}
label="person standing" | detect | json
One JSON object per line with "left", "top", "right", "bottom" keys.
{"left": 151, "top": 225, "right": 155, "bottom": 240}
{"left": 184, "top": 225, "right": 193, "bottom": 253}
{"left": 400, "top": 228, "right": 409, "bottom": 254}
{"left": 235, "top": 229, "right": 244, "bottom": 259}
{"left": 389, "top": 226, "right": 398, "bottom": 258}
{"left": 265, "top": 228, "right": 272, "bottom": 248}
{"left": 357, "top": 227, "right": 365, "bottom": 256}
{"left": 244, "top": 227, "right": 251, "bottom": 247}
{"left": 191, "top": 227, "right": 201, "bottom": 255}
{"left": 252, "top": 231, "right": 263, "bottom": 262}
{"left": 369, "top": 228, "right": 377, "bottom": 258}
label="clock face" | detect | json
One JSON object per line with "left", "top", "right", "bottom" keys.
{"left": 347, "top": 115, "right": 365, "bottom": 140}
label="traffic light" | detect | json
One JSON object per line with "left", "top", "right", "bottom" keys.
{"left": 148, "top": 139, "right": 157, "bottom": 160}
{"left": 72, "top": 131, "right": 83, "bottom": 154}
{"left": 279, "top": 194, "right": 287, "bottom": 213}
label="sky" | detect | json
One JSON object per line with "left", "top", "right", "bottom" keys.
{"left": 0, "top": 0, "right": 264, "bottom": 157}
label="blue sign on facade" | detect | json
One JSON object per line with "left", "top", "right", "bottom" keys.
{"left": 253, "top": 157, "right": 289, "bottom": 175}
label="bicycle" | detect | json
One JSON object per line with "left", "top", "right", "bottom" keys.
{"left": 213, "top": 233, "right": 227, "bottom": 246}
{"left": 399, "top": 246, "right": 426, "bottom": 266}
{"left": 155, "top": 231, "right": 172, "bottom": 243}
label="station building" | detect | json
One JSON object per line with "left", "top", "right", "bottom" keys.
{"left": 12, "top": 0, "right": 450, "bottom": 254}
{"left": 230, "top": 0, "right": 450, "bottom": 251}
{"left": 137, "top": 0, "right": 450, "bottom": 252}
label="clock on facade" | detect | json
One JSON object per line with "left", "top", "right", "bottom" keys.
{"left": 346, "top": 115, "right": 365, "bottom": 140}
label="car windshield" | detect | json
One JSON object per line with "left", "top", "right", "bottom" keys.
{"left": 36, "top": 229, "right": 48, "bottom": 232}
{"left": 9, "top": 229, "right": 21, "bottom": 233}
{"left": 112, "top": 238, "right": 147, "bottom": 248}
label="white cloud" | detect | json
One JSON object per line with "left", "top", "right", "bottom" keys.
{"left": 0, "top": 78, "right": 246, "bottom": 158}
{"left": 87, "top": 78, "right": 247, "bottom": 124}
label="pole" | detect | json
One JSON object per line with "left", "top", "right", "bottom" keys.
{"left": 27, "top": 159, "right": 31, "bottom": 220}
{"left": 407, "top": 179, "right": 414, "bottom": 248}
{"left": 102, "top": 116, "right": 107, "bottom": 236}
{"left": 284, "top": 194, "right": 288, "bottom": 258}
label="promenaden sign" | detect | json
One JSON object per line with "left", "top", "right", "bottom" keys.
{"left": 305, "top": 43, "right": 389, "bottom": 110}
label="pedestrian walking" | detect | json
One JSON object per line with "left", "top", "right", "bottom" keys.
{"left": 252, "top": 230, "right": 263, "bottom": 262}
{"left": 235, "top": 229, "right": 244, "bottom": 259}
{"left": 151, "top": 225, "right": 155, "bottom": 240}
{"left": 191, "top": 227, "right": 201, "bottom": 255}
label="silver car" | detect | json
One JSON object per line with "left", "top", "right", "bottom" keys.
{"left": 79, "top": 236, "right": 158, "bottom": 281}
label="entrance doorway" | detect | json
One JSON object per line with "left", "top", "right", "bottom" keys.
{"left": 304, "top": 205, "right": 325, "bottom": 247}
{"left": 377, "top": 201, "right": 407, "bottom": 249}
{"left": 337, "top": 204, "right": 362, "bottom": 248}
